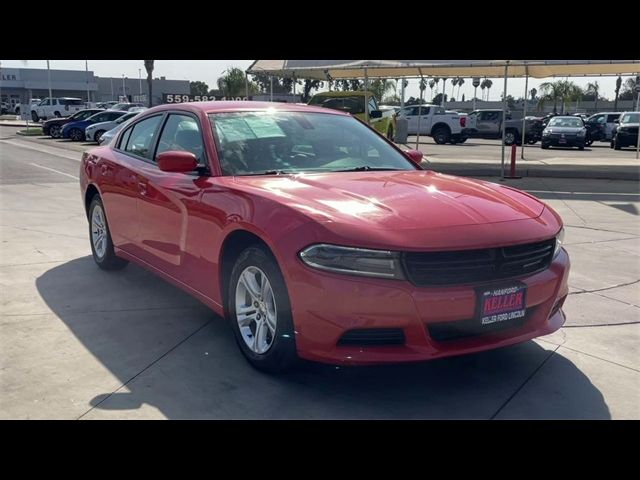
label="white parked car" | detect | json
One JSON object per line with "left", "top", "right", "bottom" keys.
{"left": 85, "top": 110, "right": 145, "bottom": 143}
{"left": 14, "top": 98, "right": 42, "bottom": 115}
{"left": 395, "top": 103, "right": 468, "bottom": 144}
{"left": 32, "top": 97, "right": 84, "bottom": 121}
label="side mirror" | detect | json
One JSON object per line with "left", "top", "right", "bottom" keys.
{"left": 369, "top": 110, "right": 382, "bottom": 119}
{"left": 404, "top": 149, "right": 423, "bottom": 165}
{"left": 157, "top": 151, "right": 198, "bottom": 173}
{"left": 614, "top": 119, "right": 619, "bottom": 124}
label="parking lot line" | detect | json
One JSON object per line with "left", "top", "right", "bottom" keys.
{"left": 28, "top": 163, "right": 79, "bottom": 180}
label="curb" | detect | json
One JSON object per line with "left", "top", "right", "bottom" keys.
{"left": 426, "top": 166, "right": 640, "bottom": 181}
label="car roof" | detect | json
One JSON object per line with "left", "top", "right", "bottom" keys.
{"left": 310, "top": 91, "right": 374, "bottom": 98}
{"left": 140, "top": 101, "right": 350, "bottom": 116}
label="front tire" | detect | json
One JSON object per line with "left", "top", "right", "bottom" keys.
{"left": 504, "top": 130, "right": 517, "bottom": 145}
{"left": 54, "top": 111, "right": 61, "bottom": 118}
{"left": 94, "top": 130, "right": 105, "bottom": 143}
{"left": 88, "top": 195, "right": 128, "bottom": 271}
{"left": 541, "top": 142, "right": 550, "bottom": 149}
{"left": 228, "top": 245, "right": 298, "bottom": 373}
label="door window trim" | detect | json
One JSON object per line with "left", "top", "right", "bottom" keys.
{"left": 114, "top": 113, "right": 167, "bottom": 165}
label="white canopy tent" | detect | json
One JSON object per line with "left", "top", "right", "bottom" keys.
{"left": 247, "top": 60, "right": 640, "bottom": 174}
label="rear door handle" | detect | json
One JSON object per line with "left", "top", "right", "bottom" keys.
{"left": 138, "top": 181, "right": 147, "bottom": 196}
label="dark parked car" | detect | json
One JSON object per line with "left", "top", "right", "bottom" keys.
{"left": 541, "top": 116, "right": 587, "bottom": 150}
{"left": 61, "top": 110, "right": 127, "bottom": 141}
{"left": 611, "top": 112, "right": 639, "bottom": 150}
{"left": 42, "top": 109, "right": 104, "bottom": 138}
{"left": 110, "top": 102, "right": 145, "bottom": 111}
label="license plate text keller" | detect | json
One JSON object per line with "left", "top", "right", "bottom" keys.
{"left": 476, "top": 283, "right": 527, "bottom": 326}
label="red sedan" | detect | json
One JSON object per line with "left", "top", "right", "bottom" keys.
{"left": 79, "top": 101, "right": 570, "bottom": 372}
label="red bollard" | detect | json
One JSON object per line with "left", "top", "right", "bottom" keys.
{"left": 504, "top": 143, "right": 522, "bottom": 179}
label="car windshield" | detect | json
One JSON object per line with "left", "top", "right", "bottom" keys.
{"left": 620, "top": 113, "right": 640, "bottom": 124}
{"left": 116, "top": 112, "right": 138, "bottom": 124}
{"left": 308, "top": 96, "right": 366, "bottom": 115}
{"left": 209, "top": 111, "right": 415, "bottom": 176}
{"left": 548, "top": 117, "right": 583, "bottom": 128}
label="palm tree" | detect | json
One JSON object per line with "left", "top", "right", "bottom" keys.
{"left": 433, "top": 77, "right": 440, "bottom": 97}
{"left": 451, "top": 78, "right": 458, "bottom": 103}
{"left": 622, "top": 76, "right": 638, "bottom": 106}
{"left": 457, "top": 78, "right": 465, "bottom": 100}
{"left": 484, "top": 79, "right": 493, "bottom": 101}
{"left": 369, "top": 79, "right": 397, "bottom": 103}
{"left": 428, "top": 79, "right": 435, "bottom": 101}
{"left": 614, "top": 76, "right": 622, "bottom": 111}
{"left": 586, "top": 81, "right": 600, "bottom": 111}
{"left": 144, "top": 60, "right": 154, "bottom": 107}
{"left": 480, "top": 79, "right": 487, "bottom": 101}
{"left": 418, "top": 78, "right": 427, "bottom": 102}
{"left": 529, "top": 87, "right": 537, "bottom": 101}
{"left": 440, "top": 78, "right": 448, "bottom": 105}
{"left": 539, "top": 80, "right": 582, "bottom": 114}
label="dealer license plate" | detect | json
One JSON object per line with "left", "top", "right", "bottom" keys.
{"left": 477, "top": 284, "right": 527, "bottom": 326}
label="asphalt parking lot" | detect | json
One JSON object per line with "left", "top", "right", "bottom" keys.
{"left": 1, "top": 126, "right": 639, "bottom": 419}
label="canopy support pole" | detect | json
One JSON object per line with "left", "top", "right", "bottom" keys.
{"left": 245, "top": 72, "right": 249, "bottom": 98}
{"left": 270, "top": 76, "right": 273, "bottom": 102}
{"left": 521, "top": 65, "right": 529, "bottom": 160}
{"left": 636, "top": 90, "right": 640, "bottom": 160}
{"left": 415, "top": 69, "right": 425, "bottom": 149}
{"left": 364, "top": 67, "right": 369, "bottom": 123}
{"left": 501, "top": 62, "right": 509, "bottom": 179}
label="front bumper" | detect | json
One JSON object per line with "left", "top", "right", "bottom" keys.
{"left": 288, "top": 248, "right": 570, "bottom": 365}
{"left": 542, "top": 135, "right": 584, "bottom": 147}
{"left": 615, "top": 131, "right": 639, "bottom": 147}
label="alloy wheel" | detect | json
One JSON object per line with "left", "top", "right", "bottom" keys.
{"left": 235, "top": 266, "right": 277, "bottom": 354}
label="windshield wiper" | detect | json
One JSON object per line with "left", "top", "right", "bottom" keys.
{"left": 244, "top": 170, "right": 293, "bottom": 176}
{"left": 334, "top": 166, "right": 400, "bottom": 172}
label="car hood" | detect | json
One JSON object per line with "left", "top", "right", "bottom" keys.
{"left": 86, "top": 120, "right": 116, "bottom": 131}
{"left": 229, "top": 170, "right": 547, "bottom": 235}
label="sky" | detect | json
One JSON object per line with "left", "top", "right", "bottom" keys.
{"left": 0, "top": 59, "right": 632, "bottom": 101}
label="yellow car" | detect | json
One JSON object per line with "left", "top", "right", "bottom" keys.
{"left": 308, "top": 91, "right": 396, "bottom": 140}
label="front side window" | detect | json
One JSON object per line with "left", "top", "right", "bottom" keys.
{"left": 123, "top": 115, "right": 163, "bottom": 159}
{"left": 156, "top": 114, "right": 205, "bottom": 163}
{"left": 607, "top": 114, "right": 621, "bottom": 123}
{"left": 210, "top": 111, "right": 416, "bottom": 176}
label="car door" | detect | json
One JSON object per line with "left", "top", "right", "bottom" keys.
{"left": 477, "top": 111, "right": 500, "bottom": 137}
{"left": 398, "top": 107, "right": 417, "bottom": 133}
{"left": 105, "top": 114, "right": 165, "bottom": 257}
{"left": 136, "top": 111, "right": 208, "bottom": 283}
{"left": 606, "top": 114, "right": 621, "bottom": 139}
{"left": 414, "top": 106, "right": 431, "bottom": 134}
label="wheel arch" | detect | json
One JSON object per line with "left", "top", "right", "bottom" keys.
{"left": 84, "top": 183, "right": 101, "bottom": 219}
{"left": 431, "top": 122, "right": 452, "bottom": 133}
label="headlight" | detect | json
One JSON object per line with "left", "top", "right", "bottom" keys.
{"left": 299, "top": 244, "right": 405, "bottom": 279}
{"left": 553, "top": 228, "right": 565, "bottom": 258}
{"left": 577, "top": 129, "right": 586, "bottom": 137}
{"left": 543, "top": 129, "right": 552, "bottom": 135}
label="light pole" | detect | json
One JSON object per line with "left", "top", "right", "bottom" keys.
{"left": 46, "top": 60, "right": 52, "bottom": 100}
{"left": 122, "top": 75, "right": 126, "bottom": 101}
{"left": 139, "top": 69, "right": 142, "bottom": 97}
{"left": 85, "top": 60, "right": 90, "bottom": 104}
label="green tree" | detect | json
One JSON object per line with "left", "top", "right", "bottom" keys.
{"left": 368, "top": 79, "right": 396, "bottom": 102}
{"left": 190, "top": 81, "right": 209, "bottom": 96}
{"left": 620, "top": 76, "right": 639, "bottom": 103}
{"left": 144, "top": 60, "right": 154, "bottom": 107}
{"left": 586, "top": 81, "right": 600, "bottom": 110}
{"left": 301, "top": 79, "right": 322, "bottom": 102}
{"left": 457, "top": 77, "right": 465, "bottom": 100}
{"left": 218, "top": 68, "right": 254, "bottom": 97}
{"left": 529, "top": 87, "right": 537, "bottom": 101}
{"left": 538, "top": 80, "right": 581, "bottom": 114}
{"left": 484, "top": 79, "right": 493, "bottom": 101}
{"left": 428, "top": 79, "right": 436, "bottom": 101}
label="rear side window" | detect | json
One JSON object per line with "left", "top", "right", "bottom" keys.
{"left": 105, "top": 111, "right": 125, "bottom": 121}
{"left": 607, "top": 114, "right": 620, "bottom": 122}
{"left": 156, "top": 114, "right": 205, "bottom": 164}
{"left": 61, "top": 99, "right": 83, "bottom": 106}
{"left": 123, "top": 115, "right": 163, "bottom": 159}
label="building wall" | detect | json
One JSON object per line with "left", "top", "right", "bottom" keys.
{"left": 1, "top": 67, "right": 189, "bottom": 108}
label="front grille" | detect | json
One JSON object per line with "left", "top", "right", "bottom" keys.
{"left": 427, "top": 308, "right": 534, "bottom": 342}
{"left": 403, "top": 238, "right": 555, "bottom": 286}
{"left": 337, "top": 328, "right": 405, "bottom": 346}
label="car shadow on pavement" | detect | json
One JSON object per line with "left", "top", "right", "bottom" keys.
{"left": 35, "top": 256, "right": 611, "bottom": 419}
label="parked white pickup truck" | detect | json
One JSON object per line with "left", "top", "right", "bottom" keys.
{"left": 395, "top": 104, "right": 467, "bottom": 144}
{"left": 31, "top": 97, "right": 84, "bottom": 121}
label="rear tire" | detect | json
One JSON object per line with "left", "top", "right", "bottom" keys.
{"left": 614, "top": 138, "right": 621, "bottom": 150}
{"left": 228, "top": 245, "right": 299, "bottom": 373}
{"left": 504, "top": 130, "right": 517, "bottom": 146}
{"left": 541, "top": 143, "right": 550, "bottom": 150}
{"left": 88, "top": 195, "right": 128, "bottom": 271}
{"left": 432, "top": 127, "right": 450, "bottom": 145}
{"left": 70, "top": 128, "right": 83, "bottom": 141}
{"left": 49, "top": 125, "right": 61, "bottom": 138}
{"left": 31, "top": 111, "right": 39, "bottom": 122}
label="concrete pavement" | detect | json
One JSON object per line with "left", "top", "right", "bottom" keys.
{"left": 0, "top": 131, "right": 638, "bottom": 419}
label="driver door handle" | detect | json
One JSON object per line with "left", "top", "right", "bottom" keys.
{"left": 138, "top": 181, "right": 147, "bottom": 196}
